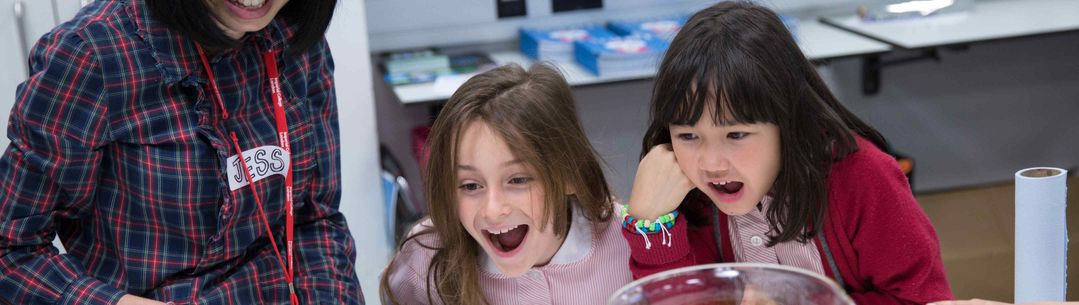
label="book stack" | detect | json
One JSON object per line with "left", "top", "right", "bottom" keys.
{"left": 382, "top": 49, "right": 452, "bottom": 86}
{"left": 381, "top": 50, "right": 496, "bottom": 86}
{"left": 573, "top": 34, "right": 669, "bottom": 77}
{"left": 608, "top": 16, "right": 688, "bottom": 42}
{"left": 519, "top": 25, "right": 618, "bottom": 63}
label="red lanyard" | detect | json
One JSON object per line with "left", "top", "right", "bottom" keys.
{"left": 197, "top": 45, "right": 298, "bottom": 305}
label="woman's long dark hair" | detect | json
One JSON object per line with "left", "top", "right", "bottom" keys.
{"left": 147, "top": 0, "right": 337, "bottom": 54}
{"left": 643, "top": 1, "right": 888, "bottom": 245}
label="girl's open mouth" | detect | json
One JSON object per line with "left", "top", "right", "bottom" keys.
{"left": 224, "top": 0, "right": 273, "bottom": 20}
{"left": 709, "top": 180, "right": 745, "bottom": 203}
{"left": 710, "top": 181, "right": 743, "bottom": 194}
{"left": 485, "top": 224, "right": 529, "bottom": 254}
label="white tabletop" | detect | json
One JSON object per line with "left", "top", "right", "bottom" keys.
{"left": 393, "top": 19, "right": 891, "bottom": 105}
{"left": 821, "top": 0, "right": 1079, "bottom": 49}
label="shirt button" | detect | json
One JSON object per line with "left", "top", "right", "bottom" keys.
{"left": 750, "top": 235, "right": 764, "bottom": 247}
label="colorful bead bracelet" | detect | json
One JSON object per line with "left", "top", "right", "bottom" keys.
{"left": 619, "top": 205, "right": 678, "bottom": 249}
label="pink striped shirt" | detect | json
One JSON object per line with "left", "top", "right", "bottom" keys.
{"left": 728, "top": 196, "right": 826, "bottom": 275}
{"left": 385, "top": 205, "right": 633, "bottom": 304}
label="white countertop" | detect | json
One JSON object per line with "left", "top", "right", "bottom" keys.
{"left": 821, "top": 0, "right": 1079, "bottom": 49}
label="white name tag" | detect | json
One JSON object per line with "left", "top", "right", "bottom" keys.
{"left": 226, "top": 145, "right": 291, "bottom": 191}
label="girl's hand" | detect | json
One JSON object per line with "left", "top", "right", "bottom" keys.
{"left": 627, "top": 144, "right": 695, "bottom": 220}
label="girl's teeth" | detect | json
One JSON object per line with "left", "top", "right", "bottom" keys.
{"left": 491, "top": 224, "right": 520, "bottom": 235}
{"left": 236, "top": 0, "right": 265, "bottom": 8}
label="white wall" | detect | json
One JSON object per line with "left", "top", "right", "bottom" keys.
{"left": 325, "top": 1, "right": 390, "bottom": 304}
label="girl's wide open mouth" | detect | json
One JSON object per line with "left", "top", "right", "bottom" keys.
{"left": 710, "top": 180, "right": 744, "bottom": 194}
{"left": 485, "top": 224, "right": 529, "bottom": 254}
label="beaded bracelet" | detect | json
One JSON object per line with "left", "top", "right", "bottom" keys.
{"left": 619, "top": 205, "right": 678, "bottom": 249}
{"left": 619, "top": 206, "right": 678, "bottom": 233}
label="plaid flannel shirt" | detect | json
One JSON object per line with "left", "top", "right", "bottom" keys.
{"left": 0, "top": 0, "right": 362, "bottom": 304}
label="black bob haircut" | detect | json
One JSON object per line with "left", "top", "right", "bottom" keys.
{"left": 147, "top": 0, "right": 338, "bottom": 54}
{"left": 642, "top": 1, "right": 889, "bottom": 246}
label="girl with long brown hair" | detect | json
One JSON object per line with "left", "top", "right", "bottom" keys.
{"left": 380, "top": 63, "right": 632, "bottom": 304}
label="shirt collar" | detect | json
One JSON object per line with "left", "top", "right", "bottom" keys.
{"left": 731, "top": 195, "right": 774, "bottom": 224}
{"left": 481, "top": 201, "right": 594, "bottom": 275}
{"left": 759, "top": 195, "right": 773, "bottom": 212}
{"left": 128, "top": 0, "right": 293, "bottom": 85}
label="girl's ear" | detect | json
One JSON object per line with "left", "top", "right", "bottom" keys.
{"left": 564, "top": 183, "right": 576, "bottom": 196}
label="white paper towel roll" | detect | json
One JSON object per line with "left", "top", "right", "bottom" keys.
{"left": 1015, "top": 167, "right": 1068, "bottom": 303}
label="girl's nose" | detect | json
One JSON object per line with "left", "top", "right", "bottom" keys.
{"left": 482, "top": 190, "right": 512, "bottom": 220}
{"left": 699, "top": 150, "right": 731, "bottom": 177}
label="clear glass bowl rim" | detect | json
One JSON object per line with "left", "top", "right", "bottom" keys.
{"left": 607, "top": 262, "right": 856, "bottom": 305}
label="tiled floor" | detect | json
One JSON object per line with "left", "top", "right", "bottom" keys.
{"left": 918, "top": 176, "right": 1077, "bottom": 301}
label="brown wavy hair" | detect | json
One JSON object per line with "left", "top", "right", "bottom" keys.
{"left": 643, "top": 1, "right": 889, "bottom": 245}
{"left": 380, "top": 63, "right": 613, "bottom": 305}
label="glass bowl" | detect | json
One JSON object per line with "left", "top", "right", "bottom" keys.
{"left": 608, "top": 263, "right": 855, "bottom": 305}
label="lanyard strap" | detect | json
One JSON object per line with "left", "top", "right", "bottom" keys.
{"left": 197, "top": 45, "right": 298, "bottom": 305}
{"left": 263, "top": 50, "right": 296, "bottom": 291}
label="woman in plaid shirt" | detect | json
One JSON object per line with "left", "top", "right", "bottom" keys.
{"left": 0, "top": 0, "right": 363, "bottom": 304}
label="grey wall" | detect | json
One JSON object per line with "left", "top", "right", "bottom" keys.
{"left": 364, "top": 0, "right": 878, "bottom": 52}
{"left": 830, "top": 32, "right": 1079, "bottom": 192}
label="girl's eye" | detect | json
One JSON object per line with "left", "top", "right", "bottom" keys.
{"left": 459, "top": 183, "right": 482, "bottom": 192}
{"left": 676, "top": 133, "right": 699, "bottom": 141}
{"left": 727, "top": 132, "right": 749, "bottom": 140}
{"left": 508, "top": 177, "right": 533, "bottom": 185}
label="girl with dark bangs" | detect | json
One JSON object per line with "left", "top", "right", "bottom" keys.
{"left": 620, "top": 2, "right": 952, "bottom": 304}
{"left": 380, "top": 63, "right": 632, "bottom": 304}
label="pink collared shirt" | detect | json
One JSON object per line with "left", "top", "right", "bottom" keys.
{"left": 386, "top": 205, "right": 633, "bottom": 305}
{"left": 728, "top": 197, "right": 827, "bottom": 275}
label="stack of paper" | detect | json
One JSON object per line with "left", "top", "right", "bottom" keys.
{"left": 608, "top": 16, "right": 688, "bottom": 42}
{"left": 520, "top": 25, "right": 618, "bottom": 63}
{"left": 574, "top": 34, "right": 669, "bottom": 77}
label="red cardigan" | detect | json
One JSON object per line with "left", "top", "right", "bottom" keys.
{"left": 623, "top": 137, "right": 953, "bottom": 304}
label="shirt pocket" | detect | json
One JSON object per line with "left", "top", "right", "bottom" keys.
{"left": 283, "top": 97, "right": 317, "bottom": 190}
{"left": 110, "top": 101, "right": 222, "bottom": 231}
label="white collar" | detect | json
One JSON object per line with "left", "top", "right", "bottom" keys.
{"left": 481, "top": 202, "right": 594, "bottom": 275}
